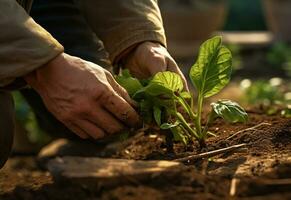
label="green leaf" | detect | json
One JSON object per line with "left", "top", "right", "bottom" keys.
{"left": 121, "top": 69, "right": 131, "bottom": 78}
{"left": 151, "top": 71, "right": 184, "bottom": 92}
{"left": 153, "top": 106, "right": 162, "bottom": 126}
{"left": 139, "top": 100, "right": 153, "bottom": 123}
{"left": 171, "top": 126, "right": 188, "bottom": 145}
{"left": 139, "top": 83, "right": 174, "bottom": 97}
{"left": 160, "top": 122, "right": 179, "bottom": 130}
{"left": 189, "top": 36, "right": 232, "bottom": 98}
{"left": 180, "top": 91, "right": 192, "bottom": 99}
{"left": 116, "top": 69, "right": 143, "bottom": 96}
{"left": 211, "top": 100, "right": 248, "bottom": 123}
{"left": 140, "top": 71, "right": 184, "bottom": 97}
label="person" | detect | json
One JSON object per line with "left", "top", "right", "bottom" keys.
{"left": 0, "top": 0, "right": 187, "bottom": 168}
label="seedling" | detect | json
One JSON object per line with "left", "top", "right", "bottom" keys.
{"left": 116, "top": 36, "right": 248, "bottom": 147}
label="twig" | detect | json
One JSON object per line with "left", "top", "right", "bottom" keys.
{"left": 173, "top": 143, "right": 247, "bottom": 162}
{"left": 229, "top": 178, "right": 239, "bottom": 197}
{"left": 256, "top": 178, "right": 291, "bottom": 185}
{"left": 226, "top": 122, "right": 271, "bottom": 140}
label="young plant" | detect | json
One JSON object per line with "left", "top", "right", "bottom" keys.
{"left": 116, "top": 36, "right": 248, "bottom": 147}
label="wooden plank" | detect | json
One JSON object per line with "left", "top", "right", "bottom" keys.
{"left": 48, "top": 157, "right": 182, "bottom": 188}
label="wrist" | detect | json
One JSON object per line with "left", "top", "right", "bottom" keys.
{"left": 24, "top": 53, "right": 65, "bottom": 89}
{"left": 116, "top": 41, "right": 164, "bottom": 66}
{"left": 115, "top": 43, "right": 140, "bottom": 66}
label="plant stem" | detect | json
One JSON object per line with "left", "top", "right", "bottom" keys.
{"left": 175, "top": 112, "right": 199, "bottom": 140}
{"left": 196, "top": 94, "right": 203, "bottom": 138}
{"left": 201, "top": 110, "right": 216, "bottom": 137}
{"left": 176, "top": 95, "right": 196, "bottom": 121}
{"left": 179, "top": 125, "right": 196, "bottom": 144}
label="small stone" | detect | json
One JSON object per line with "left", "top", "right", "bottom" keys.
{"left": 149, "top": 134, "right": 158, "bottom": 139}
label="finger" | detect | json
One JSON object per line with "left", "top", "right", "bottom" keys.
{"left": 147, "top": 56, "right": 167, "bottom": 76}
{"left": 101, "top": 91, "right": 141, "bottom": 127}
{"left": 75, "top": 119, "right": 105, "bottom": 140}
{"left": 105, "top": 72, "right": 137, "bottom": 107}
{"left": 87, "top": 106, "right": 125, "bottom": 135}
{"left": 65, "top": 121, "right": 90, "bottom": 139}
{"left": 167, "top": 58, "right": 189, "bottom": 91}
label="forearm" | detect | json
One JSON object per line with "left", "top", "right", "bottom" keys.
{"left": 76, "top": 0, "right": 166, "bottom": 64}
{"left": 0, "top": 0, "right": 63, "bottom": 89}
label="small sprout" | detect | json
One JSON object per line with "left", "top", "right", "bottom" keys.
{"left": 116, "top": 36, "right": 248, "bottom": 147}
{"left": 160, "top": 122, "right": 180, "bottom": 130}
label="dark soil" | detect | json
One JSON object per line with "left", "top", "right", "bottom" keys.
{"left": 0, "top": 111, "right": 290, "bottom": 200}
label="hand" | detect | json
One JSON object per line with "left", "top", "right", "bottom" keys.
{"left": 24, "top": 53, "right": 140, "bottom": 139}
{"left": 121, "top": 41, "right": 189, "bottom": 90}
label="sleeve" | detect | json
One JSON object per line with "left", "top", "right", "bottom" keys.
{"left": 0, "top": 0, "right": 64, "bottom": 88}
{"left": 76, "top": 0, "right": 166, "bottom": 64}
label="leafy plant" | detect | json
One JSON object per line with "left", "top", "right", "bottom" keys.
{"left": 267, "top": 42, "right": 291, "bottom": 67}
{"left": 240, "top": 79, "right": 285, "bottom": 106}
{"left": 117, "top": 36, "right": 248, "bottom": 147}
{"left": 240, "top": 78, "right": 291, "bottom": 117}
{"left": 267, "top": 42, "right": 291, "bottom": 78}
{"left": 281, "top": 106, "right": 291, "bottom": 118}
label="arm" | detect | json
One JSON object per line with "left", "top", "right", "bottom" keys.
{"left": 0, "top": 0, "right": 63, "bottom": 88}
{"left": 76, "top": 0, "right": 166, "bottom": 64}
{"left": 0, "top": 0, "right": 140, "bottom": 139}
{"left": 77, "top": 0, "right": 188, "bottom": 89}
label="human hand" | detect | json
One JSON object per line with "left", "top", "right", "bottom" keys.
{"left": 121, "top": 41, "right": 189, "bottom": 90}
{"left": 24, "top": 53, "right": 140, "bottom": 139}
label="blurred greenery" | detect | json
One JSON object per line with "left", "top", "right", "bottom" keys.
{"left": 267, "top": 42, "right": 291, "bottom": 77}
{"left": 226, "top": 44, "right": 242, "bottom": 72}
{"left": 281, "top": 107, "right": 291, "bottom": 118}
{"left": 241, "top": 79, "right": 283, "bottom": 106}
{"left": 240, "top": 78, "right": 291, "bottom": 116}
{"left": 224, "top": 0, "right": 267, "bottom": 31}
{"left": 12, "top": 92, "right": 50, "bottom": 145}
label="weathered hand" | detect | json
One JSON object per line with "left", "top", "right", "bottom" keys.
{"left": 24, "top": 53, "right": 140, "bottom": 139}
{"left": 122, "top": 41, "right": 189, "bottom": 90}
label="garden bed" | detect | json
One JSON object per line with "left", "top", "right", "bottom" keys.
{"left": 0, "top": 110, "right": 290, "bottom": 200}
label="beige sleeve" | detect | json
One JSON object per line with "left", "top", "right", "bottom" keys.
{"left": 0, "top": 0, "right": 64, "bottom": 87}
{"left": 76, "top": 0, "right": 166, "bottom": 64}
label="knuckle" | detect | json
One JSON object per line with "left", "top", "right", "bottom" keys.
{"left": 98, "top": 89, "right": 114, "bottom": 103}
{"left": 59, "top": 111, "right": 73, "bottom": 122}
{"left": 72, "top": 98, "right": 91, "bottom": 115}
{"left": 104, "top": 70, "right": 112, "bottom": 77}
{"left": 107, "top": 125, "right": 123, "bottom": 135}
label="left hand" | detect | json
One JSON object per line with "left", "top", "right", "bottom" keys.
{"left": 121, "top": 41, "right": 189, "bottom": 90}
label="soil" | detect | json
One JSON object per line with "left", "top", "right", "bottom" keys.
{"left": 0, "top": 110, "right": 290, "bottom": 200}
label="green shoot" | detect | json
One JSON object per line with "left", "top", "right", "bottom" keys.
{"left": 116, "top": 36, "right": 248, "bottom": 147}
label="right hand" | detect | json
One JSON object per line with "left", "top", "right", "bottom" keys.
{"left": 24, "top": 53, "right": 140, "bottom": 139}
